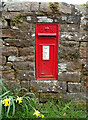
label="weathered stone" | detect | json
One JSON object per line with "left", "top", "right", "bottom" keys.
{"left": 59, "top": 59, "right": 81, "bottom": 72}
{"left": 0, "top": 39, "right": 3, "bottom": 47}
{"left": 39, "top": 93, "right": 62, "bottom": 102}
{"left": 66, "top": 60, "right": 81, "bottom": 72}
{"left": 60, "top": 32, "right": 79, "bottom": 41}
{"left": 0, "top": 65, "right": 11, "bottom": 71}
{"left": 13, "top": 61, "right": 34, "bottom": 70}
{"left": 81, "top": 80, "right": 88, "bottom": 92}
{"left": 20, "top": 81, "right": 30, "bottom": 90}
{"left": 80, "top": 16, "right": 88, "bottom": 30}
{"left": 0, "top": 29, "right": 2, "bottom": 37}
{"left": 6, "top": 62, "right": 13, "bottom": 68}
{"left": 2, "top": 29, "right": 34, "bottom": 40}
{"left": 2, "top": 47, "right": 18, "bottom": 56}
{"left": 19, "top": 47, "right": 34, "bottom": 56}
{"left": 67, "top": 16, "right": 80, "bottom": 24}
{"left": 58, "top": 72, "right": 80, "bottom": 82}
{"left": 0, "top": 56, "right": 6, "bottom": 65}
{"left": 31, "top": 2, "right": 39, "bottom": 11}
{"left": 27, "top": 55, "right": 34, "bottom": 62}
{"left": 80, "top": 42, "right": 87, "bottom": 59}
{"left": 60, "top": 24, "right": 79, "bottom": 32}
{"left": 0, "top": 2, "right": 2, "bottom": 11}
{"left": 4, "top": 2, "right": 31, "bottom": 12}
{"left": 75, "top": 5, "right": 87, "bottom": 15}
{"left": 2, "top": 11, "right": 23, "bottom": 19}
{"left": 16, "top": 70, "right": 34, "bottom": 80}
{"left": 59, "top": 2, "right": 72, "bottom": 14}
{"left": 2, "top": 70, "right": 15, "bottom": 80}
{"left": 0, "top": 19, "right": 2, "bottom": 29}
{"left": 30, "top": 80, "right": 66, "bottom": 93}
{"left": 79, "top": 32, "right": 87, "bottom": 41}
{"left": 62, "top": 92, "right": 86, "bottom": 103}
{"left": 3, "top": 80, "right": 20, "bottom": 90}
{"left": 1, "top": 20, "right": 8, "bottom": 29}
{"left": 37, "top": 16, "right": 53, "bottom": 23}
{"left": 8, "top": 56, "right": 27, "bottom": 62}
{"left": 68, "top": 82, "right": 81, "bottom": 93}
{"left": 4, "top": 39, "right": 34, "bottom": 47}
{"left": 39, "top": 2, "right": 51, "bottom": 13}
{"left": 59, "top": 41, "right": 79, "bottom": 58}
{"left": 27, "top": 16, "right": 31, "bottom": 21}
{"left": 15, "top": 22, "right": 33, "bottom": 32}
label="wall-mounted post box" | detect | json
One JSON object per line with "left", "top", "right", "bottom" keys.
{"left": 35, "top": 23, "right": 59, "bottom": 80}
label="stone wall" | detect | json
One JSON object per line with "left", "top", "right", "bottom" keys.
{"left": 0, "top": 2, "right": 88, "bottom": 102}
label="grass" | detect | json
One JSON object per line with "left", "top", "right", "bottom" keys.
{"left": 1, "top": 98, "right": 87, "bottom": 119}
{"left": 38, "top": 99, "right": 87, "bottom": 119}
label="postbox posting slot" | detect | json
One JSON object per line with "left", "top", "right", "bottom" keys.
{"left": 38, "top": 33, "right": 56, "bottom": 37}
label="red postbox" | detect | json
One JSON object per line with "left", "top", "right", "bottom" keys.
{"left": 35, "top": 23, "right": 59, "bottom": 80}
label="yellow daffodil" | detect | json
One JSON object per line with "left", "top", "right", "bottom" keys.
{"left": 2, "top": 98, "right": 10, "bottom": 107}
{"left": 42, "top": 115, "right": 45, "bottom": 118}
{"left": 33, "top": 110, "right": 40, "bottom": 117}
{"left": 16, "top": 96, "right": 22, "bottom": 104}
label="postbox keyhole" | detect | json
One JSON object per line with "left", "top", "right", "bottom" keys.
{"left": 43, "top": 62, "right": 45, "bottom": 65}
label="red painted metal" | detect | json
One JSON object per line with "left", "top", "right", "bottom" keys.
{"left": 35, "top": 23, "right": 59, "bottom": 80}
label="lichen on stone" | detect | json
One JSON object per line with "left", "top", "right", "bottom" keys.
{"left": 11, "top": 14, "right": 25, "bottom": 26}
{"left": 48, "top": 2, "right": 59, "bottom": 14}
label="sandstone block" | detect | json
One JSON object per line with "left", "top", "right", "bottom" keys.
{"left": 59, "top": 2, "right": 72, "bottom": 15}
{"left": 0, "top": 39, "right": 3, "bottom": 47}
{"left": 62, "top": 92, "right": 86, "bottom": 103}
{"left": 59, "top": 40, "right": 79, "bottom": 58}
{"left": 80, "top": 42, "right": 87, "bottom": 59}
{"left": 2, "top": 11, "right": 22, "bottom": 19}
{"left": 20, "top": 81, "right": 30, "bottom": 90}
{"left": 0, "top": 56, "right": 6, "bottom": 65}
{"left": 3, "top": 80, "right": 20, "bottom": 90}
{"left": 31, "top": 2, "right": 39, "bottom": 11}
{"left": 2, "top": 70, "right": 15, "bottom": 80}
{"left": 4, "top": 2, "right": 31, "bottom": 12}
{"left": 68, "top": 82, "right": 81, "bottom": 93}
{"left": 60, "top": 32, "right": 79, "bottom": 41}
{"left": 58, "top": 71, "right": 80, "bottom": 82}
{"left": 59, "top": 59, "right": 81, "bottom": 72}
{"left": 79, "top": 32, "right": 87, "bottom": 41}
{"left": 67, "top": 16, "right": 80, "bottom": 24}
{"left": 4, "top": 39, "right": 34, "bottom": 47}
{"left": 8, "top": 56, "right": 27, "bottom": 62}
{"left": 27, "top": 55, "right": 34, "bottom": 62}
{"left": 16, "top": 70, "right": 34, "bottom": 80}
{"left": 39, "top": 93, "right": 62, "bottom": 102}
{"left": 0, "top": 65, "right": 11, "bottom": 71}
{"left": 2, "top": 47, "right": 18, "bottom": 56}
{"left": 60, "top": 24, "right": 79, "bottom": 32}
{"left": 39, "top": 2, "right": 51, "bottom": 13}
{"left": 30, "top": 80, "right": 67, "bottom": 93}
{"left": 37, "top": 16, "right": 53, "bottom": 23}
{"left": 2, "top": 29, "right": 33, "bottom": 40}
{"left": 19, "top": 47, "right": 34, "bottom": 56}
{"left": 81, "top": 80, "right": 88, "bottom": 92}
{"left": 13, "top": 61, "right": 34, "bottom": 70}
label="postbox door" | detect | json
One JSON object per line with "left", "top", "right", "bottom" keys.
{"left": 39, "top": 44, "right": 55, "bottom": 78}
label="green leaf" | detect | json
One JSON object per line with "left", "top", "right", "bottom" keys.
{"left": 0, "top": 91, "right": 10, "bottom": 98}
{"left": 0, "top": 80, "right": 7, "bottom": 92}
{"left": 0, "top": 100, "right": 2, "bottom": 120}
